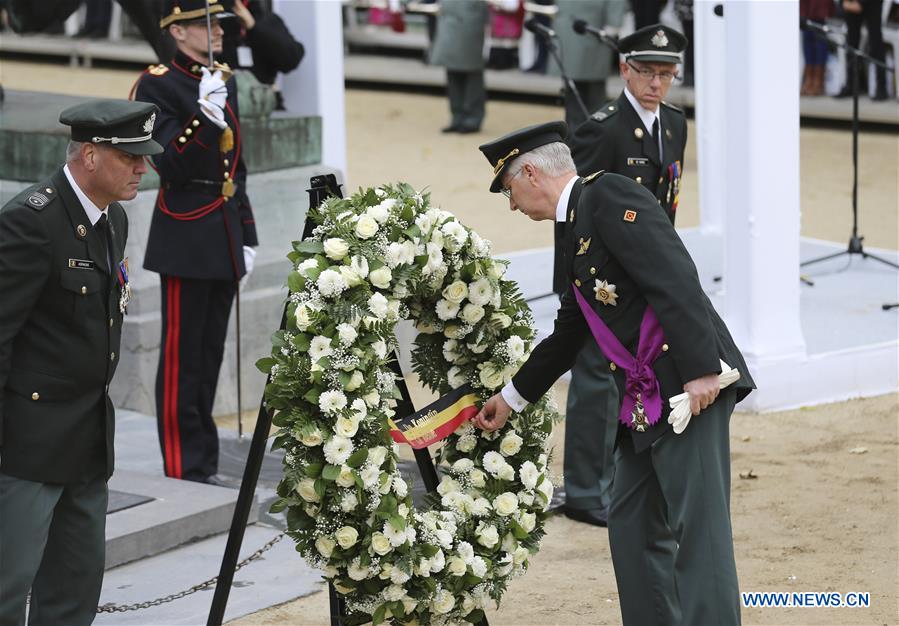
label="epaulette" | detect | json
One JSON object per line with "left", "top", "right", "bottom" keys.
{"left": 147, "top": 64, "right": 169, "bottom": 76}
{"left": 661, "top": 100, "right": 684, "bottom": 114}
{"left": 582, "top": 170, "right": 605, "bottom": 185}
{"left": 590, "top": 103, "right": 619, "bottom": 123}
{"left": 25, "top": 186, "right": 57, "bottom": 211}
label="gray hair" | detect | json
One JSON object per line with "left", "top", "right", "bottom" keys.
{"left": 507, "top": 141, "right": 576, "bottom": 178}
{"left": 66, "top": 141, "right": 85, "bottom": 163}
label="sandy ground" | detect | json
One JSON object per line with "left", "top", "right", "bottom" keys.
{"left": 1, "top": 59, "right": 897, "bottom": 625}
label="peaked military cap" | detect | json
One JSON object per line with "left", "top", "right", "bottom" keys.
{"left": 160, "top": 0, "right": 234, "bottom": 29}
{"left": 59, "top": 99, "right": 164, "bottom": 156}
{"left": 478, "top": 121, "right": 568, "bottom": 193}
{"left": 618, "top": 24, "right": 687, "bottom": 64}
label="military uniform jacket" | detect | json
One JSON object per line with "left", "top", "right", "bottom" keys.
{"left": 429, "top": 1, "right": 490, "bottom": 72}
{"left": 134, "top": 51, "right": 258, "bottom": 280}
{"left": 569, "top": 91, "right": 687, "bottom": 223}
{"left": 514, "top": 174, "right": 754, "bottom": 452}
{"left": 549, "top": 0, "right": 626, "bottom": 81}
{"left": 0, "top": 169, "right": 126, "bottom": 484}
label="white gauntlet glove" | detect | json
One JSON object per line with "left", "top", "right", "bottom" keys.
{"left": 667, "top": 360, "right": 741, "bottom": 434}
{"left": 240, "top": 246, "right": 256, "bottom": 290}
{"left": 198, "top": 67, "right": 228, "bottom": 129}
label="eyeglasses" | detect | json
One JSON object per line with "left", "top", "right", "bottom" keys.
{"left": 500, "top": 168, "right": 523, "bottom": 199}
{"left": 626, "top": 61, "right": 678, "bottom": 84}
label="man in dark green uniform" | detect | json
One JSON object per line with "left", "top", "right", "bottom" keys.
{"left": 554, "top": 23, "right": 689, "bottom": 530}
{"left": 0, "top": 99, "right": 161, "bottom": 626}
{"left": 474, "top": 122, "right": 755, "bottom": 625}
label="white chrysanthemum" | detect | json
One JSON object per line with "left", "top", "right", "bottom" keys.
{"left": 318, "top": 389, "right": 346, "bottom": 415}
{"left": 309, "top": 335, "right": 333, "bottom": 362}
{"left": 423, "top": 242, "right": 444, "bottom": 275}
{"left": 323, "top": 237, "right": 349, "bottom": 260}
{"left": 518, "top": 460, "right": 540, "bottom": 490}
{"left": 447, "top": 366, "right": 467, "bottom": 388}
{"left": 482, "top": 450, "right": 505, "bottom": 476}
{"left": 361, "top": 465, "right": 380, "bottom": 490}
{"left": 470, "top": 555, "right": 488, "bottom": 578}
{"left": 323, "top": 435, "right": 353, "bottom": 465}
{"left": 350, "top": 255, "right": 369, "bottom": 279}
{"left": 367, "top": 445, "right": 387, "bottom": 467}
{"left": 468, "top": 277, "right": 494, "bottom": 306}
{"left": 469, "top": 497, "right": 491, "bottom": 517}
{"left": 452, "top": 458, "right": 474, "bottom": 474}
{"left": 347, "top": 557, "right": 370, "bottom": 581}
{"left": 336, "top": 323, "right": 358, "bottom": 346}
{"left": 435, "top": 298, "right": 459, "bottom": 321}
{"left": 506, "top": 335, "right": 526, "bottom": 361}
{"left": 316, "top": 269, "right": 347, "bottom": 297}
{"left": 390, "top": 567, "right": 411, "bottom": 585}
{"left": 366, "top": 201, "right": 390, "bottom": 224}
{"left": 386, "top": 299, "right": 401, "bottom": 321}
{"left": 355, "top": 214, "right": 379, "bottom": 239}
{"left": 414, "top": 212, "right": 433, "bottom": 233}
{"left": 493, "top": 492, "right": 519, "bottom": 516}
{"left": 457, "top": 541, "right": 475, "bottom": 564}
{"left": 294, "top": 304, "right": 313, "bottom": 331}
{"left": 456, "top": 434, "right": 477, "bottom": 453}
{"left": 372, "top": 339, "right": 388, "bottom": 360}
{"left": 383, "top": 521, "right": 407, "bottom": 547}
{"left": 431, "top": 589, "right": 455, "bottom": 615}
{"left": 441, "top": 220, "right": 468, "bottom": 251}
{"left": 384, "top": 584, "right": 407, "bottom": 602}
{"left": 500, "top": 431, "right": 524, "bottom": 457}
{"left": 460, "top": 303, "right": 485, "bottom": 325}
{"left": 369, "top": 266, "right": 392, "bottom": 289}
{"left": 393, "top": 476, "right": 408, "bottom": 498}
{"left": 470, "top": 231, "right": 490, "bottom": 257}
{"left": 368, "top": 292, "right": 388, "bottom": 319}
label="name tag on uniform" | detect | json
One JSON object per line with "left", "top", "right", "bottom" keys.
{"left": 68, "top": 258, "right": 95, "bottom": 270}
{"left": 627, "top": 157, "right": 650, "bottom": 167}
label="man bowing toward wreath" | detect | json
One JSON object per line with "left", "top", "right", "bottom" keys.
{"left": 472, "top": 121, "right": 755, "bottom": 626}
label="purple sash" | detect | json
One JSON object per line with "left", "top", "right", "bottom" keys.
{"left": 572, "top": 284, "right": 667, "bottom": 431}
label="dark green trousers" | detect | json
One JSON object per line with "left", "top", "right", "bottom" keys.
{"left": 0, "top": 472, "right": 107, "bottom": 626}
{"left": 445, "top": 69, "right": 485, "bottom": 131}
{"left": 564, "top": 339, "right": 619, "bottom": 511}
{"left": 608, "top": 389, "right": 740, "bottom": 626}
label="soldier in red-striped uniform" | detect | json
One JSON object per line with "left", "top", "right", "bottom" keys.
{"left": 132, "top": 0, "right": 258, "bottom": 484}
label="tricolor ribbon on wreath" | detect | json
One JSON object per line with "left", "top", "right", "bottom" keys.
{"left": 389, "top": 384, "right": 480, "bottom": 449}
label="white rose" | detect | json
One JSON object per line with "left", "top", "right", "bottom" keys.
{"left": 447, "top": 556, "right": 467, "bottom": 576}
{"left": 354, "top": 214, "right": 379, "bottom": 239}
{"left": 335, "top": 416, "right": 359, "bottom": 438}
{"left": 519, "top": 491, "right": 536, "bottom": 506}
{"left": 372, "top": 340, "right": 388, "bottom": 360}
{"left": 513, "top": 545, "right": 530, "bottom": 565}
{"left": 442, "top": 280, "right": 469, "bottom": 304}
{"left": 338, "top": 265, "right": 362, "bottom": 288}
{"left": 386, "top": 299, "right": 401, "bottom": 321}
{"left": 490, "top": 312, "right": 512, "bottom": 329}
{"left": 518, "top": 460, "right": 540, "bottom": 490}
{"left": 423, "top": 242, "right": 443, "bottom": 275}
{"left": 467, "top": 341, "right": 489, "bottom": 354}
{"left": 460, "top": 303, "right": 485, "bottom": 325}
{"left": 350, "top": 255, "right": 369, "bottom": 279}
{"left": 487, "top": 262, "right": 506, "bottom": 280}
{"left": 475, "top": 523, "right": 500, "bottom": 549}
{"left": 336, "top": 465, "right": 356, "bottom": 488}
{"left": 297, "top": 258, "right": 319, "bottom": 278}
{"left": 437, "top": 475, "right": 461, "bottom": 496}
{"left": 345, "top": 370, "right": 364, "bottom": 392}
{"left": 447, "top": 366, "right": 467, "bottom": 388}
{"left": 363, "top": 389, "right": 380, "bottom": 407}
{"left": 369, "top": 266, "right": 392, "bottom": 289}
{"left": 323, "top": 237, "right": 349, "bottom": 260}
{"left": 493, "top": 492, "right": 519, "bottom": 516}
{"left": 444, "top": 324, "right": 467, "bottom": 339}
{"left": 371, "top": 532, "right": 392, "bottom": 556}
{"left": 335, "top": 525, "right": 359, "bottom": 549}
{"left": 367, "top": 446, "right": 387, "bottom": 467}
{"left": 296, "top": 478, "right": 319, "bottom": 502}
{"left": 500, "top": 431, "right": 523, "bottom": 457}
{"left": 367, "top": 292, "right": 389, "bottom": 319}
{"left": 470, "top": 468, "right": 486, "bottom": 488}
{"left": 431, "top": 589, "right": 455, "bottom": 615}
{"left": 294, "top": 304, "right": 313, "bottom": 331}
{"left": 517, "top": 511, "right": 537, "bottom": 533}
{"left": 478, "top": 363, "right": 504, "bottom": 389}
{"left": 366, "top": 202, "right": 390, "bottom": 224}
{"left": 322, "top": 564, "right": 339, "bottom": 579}
{"left": 537, "top": 475, "right": 554, "bottom": 505}
{"left": 315, "top": 535, "right": 335, "bottom": 558}
{"left": 299, "top": 427, "right": 323, "bottom": 447}
{"left": 435, "top": 299, "right": 460, "bottom": 321}
{"left": 497, "top": 463, "right": 515, "bottom": 481}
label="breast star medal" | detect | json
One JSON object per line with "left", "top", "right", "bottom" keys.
{"left": 594, "top": 279, "right": 618, "bottom": 306}
{"left": 631, "top": 393, "right": 648, "bottom": 432}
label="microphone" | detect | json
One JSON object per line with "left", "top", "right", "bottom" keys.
{"left": 525, "top": 16, "right": 556, "bottom": 40}
{"left": 572, "top": 18, "right": 619, "bottom": 52}
{"left": 800, "top": 17, "right": 832, "bottom": 35}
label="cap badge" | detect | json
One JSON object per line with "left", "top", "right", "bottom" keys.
{"left": 143, "top": 113, "right": 156, "bottom": 134}
{"left": 594, "top": 279, "right": 619, "bottom": 306}
{"left": 576, "top": 237, "right": 592, "bottom": 256}
{"left": 652, "top": 30, "right": 669, "bottom": 48}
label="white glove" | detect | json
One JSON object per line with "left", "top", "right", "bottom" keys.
{"left": 667, "top": 359, "right": 741, "bottom": 435}
{"left": 239, "top": 245, "right": 256, "bottom": 290}
{"left": 198, "top": 67, "right": 228, "bottom": 129}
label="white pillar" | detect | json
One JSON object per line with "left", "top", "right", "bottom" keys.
{"left": 274, "top": 0, "right": 347, "bottom": 176}
{"left": 723, "top": 0, "right": 806, "bottom": 383}
{"left": 693, "top": 0, "right": 727, "bottom": 233}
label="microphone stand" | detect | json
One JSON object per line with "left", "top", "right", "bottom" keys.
{"left": 543, "top": 33, "right": 590, "bottom": 121}
{"left": 800, "top": 24, "right": 897, "bottom": 272}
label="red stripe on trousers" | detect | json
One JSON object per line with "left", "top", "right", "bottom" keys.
{"left": 163, "top": 278, "right": 175, "bottom": 476}
{"left": 171, "top": 278, "right": 183, "bottom": 478}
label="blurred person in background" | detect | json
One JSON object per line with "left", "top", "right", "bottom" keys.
{"left": 77, "top": 0, "right": 112, "bottom": 38}
{"left": 674, "top": 0, "right": 693, "bottom": 86}
{"left": 835, "top": 0, "right": 888, "bottom": 100}
{"left": 430, "top": 0, "right": 490, "bottom": 134}
{"left": 800, "top": 0, "right": 835, "bottom": 95}
{"left": 630, "top": 0, "right": 666, "bottom": 29}
{"left": 487, "top": 0, "right": 525, "bottom": 71}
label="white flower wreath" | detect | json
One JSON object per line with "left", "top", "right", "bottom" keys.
{"left": 259, "top": 184, "right": 559, "bottom": 625}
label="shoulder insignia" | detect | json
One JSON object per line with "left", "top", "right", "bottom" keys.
{"left": 26, "top": 191, "right": 50, "bottom": 210}
{"left": 582, "top": 170, "right": 605, "bottom": 185}
{"left": 590, "top": 104, "right": 618, "bottom": 123}
{"left": 623, "top": 209, "right": 637, "bottom": 223}
{"left": 148, "top": 64, "right": 170, "bottom": 76}
{"left": 661, "top": 100, "right": 684, "bottom": 114}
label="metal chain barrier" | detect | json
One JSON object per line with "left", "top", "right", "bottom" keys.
{"left": 96, "top": 532, "right": 285, "bottom": 613}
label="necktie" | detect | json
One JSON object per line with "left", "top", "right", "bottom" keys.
{"left": 652, "top": 118, "right": 662, "bottom": 160}
{"left": 95, "top": 214, "right": 112, "bottom": 273}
